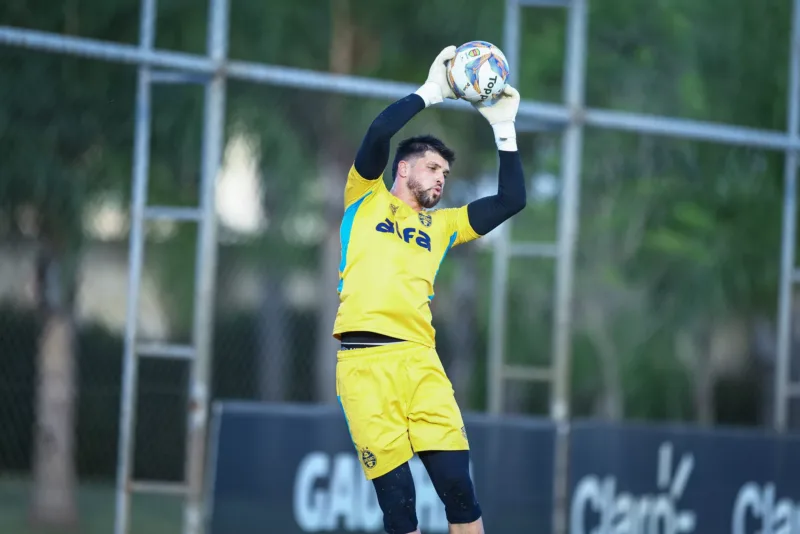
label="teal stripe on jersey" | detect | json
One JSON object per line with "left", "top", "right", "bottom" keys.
{"left": 429, "top": 231, "right": 458, "bottom": 300}
{"left": 337, "top": 395, "right": 355, "bottom": 446}
{"left": 338, "top": 191, "right": 372, "bottom": 293}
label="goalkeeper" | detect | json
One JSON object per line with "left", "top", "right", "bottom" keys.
{"left": 333, "top": 45, "right": 526, "bottom": 534}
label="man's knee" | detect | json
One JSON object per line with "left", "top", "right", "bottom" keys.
{"left": 372, "top": 462, "right": 418, "bottom": 534}
{"left": 419, "top": 450, "right": 482, "bottom": 524}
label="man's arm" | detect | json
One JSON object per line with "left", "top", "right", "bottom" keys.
{"left": 353, "top": 45, "right": 458, "bottom": 180}
{"left": 353, "top": 95, "right": 425, "bottom": 180}
{"left": 467, "top": 150, "right": 526, "bottom": 235}
{"left": 467, "top": 85, "right": 527, "bottom": 235}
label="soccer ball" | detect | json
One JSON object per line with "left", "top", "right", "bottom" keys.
{"left": 446, "top": 41, "right": 510, "bottom": 104}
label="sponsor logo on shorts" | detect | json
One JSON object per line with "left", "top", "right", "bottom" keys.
{"left": 360, "top": 447, "right": 377, "bottom": 470}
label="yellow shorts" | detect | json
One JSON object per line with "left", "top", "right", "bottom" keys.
{"left": 336, "top": 341, "right": 469, "bottom": 480}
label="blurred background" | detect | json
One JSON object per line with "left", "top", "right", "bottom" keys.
{"left": 1, "top": 0, "right": 799, "bottom": 532}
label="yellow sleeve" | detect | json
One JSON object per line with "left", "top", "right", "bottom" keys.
{"left": 344, "top": 164, "right": 386, "bottom": 208}
{"left": 443, "top": 205, "right": 482, "bottom": 247}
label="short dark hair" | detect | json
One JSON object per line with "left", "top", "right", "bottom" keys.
{"left": 391, "top": 135, "right": 455, "bottom": 180}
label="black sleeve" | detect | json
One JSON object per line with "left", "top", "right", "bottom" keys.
{"left": 354, "top": 94, "right": 426, "bottom": 180}
{"left": 466, "top": 150, "right": 527, "bottom": 235}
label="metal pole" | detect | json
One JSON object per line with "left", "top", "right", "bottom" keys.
{"left": 183, "top": 0, "right": 229, "bottom": 531}
{"left": 776, "top": 0, "right": 800, "bottom": 432}
{"left": 552, "top": 0, "right": 588, "bottom": 532}
{"left": 487, "top": 0, "right": 522, "bottom": 415}
{"left": 4, "top": 25, "right": 800, "bottom": 150}
{"left": 582, "top": 108, "right": 794, "bottom": 150}
{"left": 114, "top": 1, "right": 157, "bottom": 534}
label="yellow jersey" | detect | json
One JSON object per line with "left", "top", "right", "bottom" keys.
{"left": 332, "top": 164, "right": 481, "bottom": 348}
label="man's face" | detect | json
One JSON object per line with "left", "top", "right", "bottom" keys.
{"left": 404, "top": 151, "right": 449, "bottom": 209}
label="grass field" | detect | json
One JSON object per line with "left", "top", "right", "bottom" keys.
{"left": 0, "top": 477, "right": 183, "bottom": 534}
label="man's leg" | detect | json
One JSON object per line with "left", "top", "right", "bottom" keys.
{"left": 405, "top": 346, "right": 483, "bottom": 533}
{"left": 372, "top": 462, "right": 421, "bottom": 534}
{"left": 336, "top": 343, "right": 418, "bottom": 533}
{"left": 419, "top": 450, "right": 483, "bottom": 534}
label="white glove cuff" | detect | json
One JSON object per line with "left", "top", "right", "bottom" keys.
{"left": 415, "top": 81, "right": 443, "bottom": 107}
{"left": 492, "top": 121, "right": 517, "bottom": 151}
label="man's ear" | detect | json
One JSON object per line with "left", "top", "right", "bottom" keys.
{"left": 397, "top": 160, "right": 408, "bottom": 179}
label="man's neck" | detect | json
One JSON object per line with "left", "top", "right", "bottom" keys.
{"left": 389, "top": 186, "right": 422, "bottom": 212}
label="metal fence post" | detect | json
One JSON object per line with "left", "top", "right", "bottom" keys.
{"left": 114, "top": 1, "right": 157, "bottom": 532}
{"left": 183, "top": 0, "right": 229, "bottom": 532}
{"left": 776, "top": 0, "right": 800, "bottom": 432}
{"left": 551, "top": 1, "right": 588, "bottom": 532}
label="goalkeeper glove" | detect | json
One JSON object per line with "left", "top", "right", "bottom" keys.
{"left": 415, "top": 45, "right": 457, "bottom": 107}
{"left": 473, "top": 85, "right": 520, "bottom": 151}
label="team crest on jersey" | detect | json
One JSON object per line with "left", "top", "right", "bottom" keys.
{"left": 360, "top": 447, "right": 377, "bottom": 469}
{"left": 418, "top": 212, "right": 432, "bottom": 227}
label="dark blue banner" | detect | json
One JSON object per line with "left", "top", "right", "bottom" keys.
{"left": 205, "top": 402, "right": 555, "bottom": 534}
{"left": 568, "top": 421, "right": 800, "bottom": 534}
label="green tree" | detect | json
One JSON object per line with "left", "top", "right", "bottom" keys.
{"left": 0, "top": 23, "right": 134, "bottom": 533}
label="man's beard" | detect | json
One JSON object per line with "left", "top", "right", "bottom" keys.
{"left": 408, "top": 175, "right": 441, "bottom": 209}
